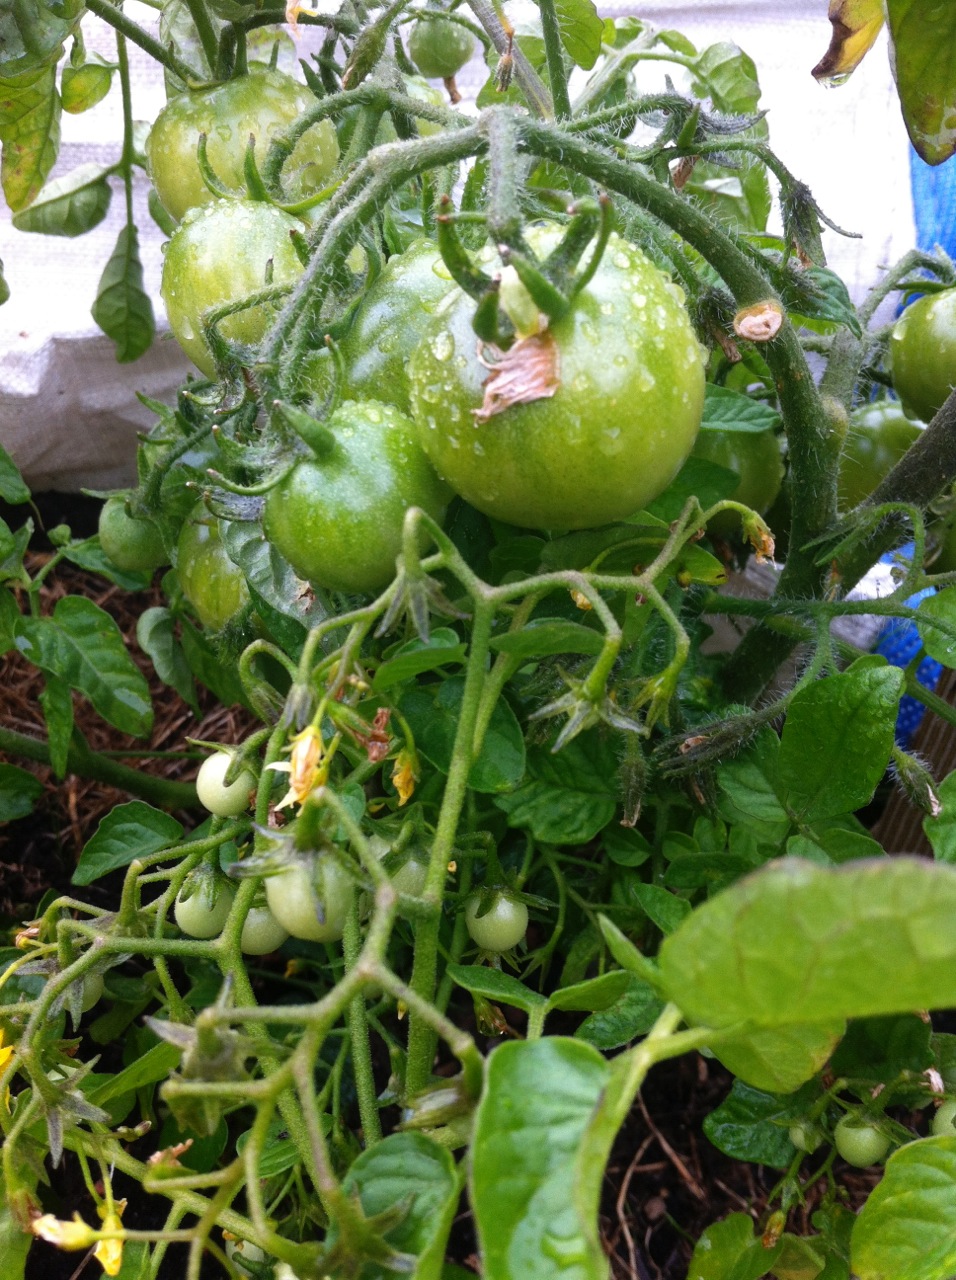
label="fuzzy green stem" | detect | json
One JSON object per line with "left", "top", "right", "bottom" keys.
{"left": 536, "top": 0, "right": 572, "bottom": 119}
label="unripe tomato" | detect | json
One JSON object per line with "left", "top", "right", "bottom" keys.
{"left": 408, "top": 17, "right": 476, "bottom": 79}
{"left": 833, "top": 1114, "right": 890, "bottom": 1167}
{"left": 788, "top": 1120, "right": 822, "bottom": 1154}
{"left": 195, "top": 751, "right": 256, "bottom": 817}
{"left": 98, "top": 496, "right": 168, "bottom": 573}
{"left": 177, "top": 505, "right": 250, "bottom": 631}
{"left": 932, "top": 1099, "right": 956, "bottom": 1137}
{"left": 160, "top": 199, "right": 304, "bottom": 377}
{"left": 464, "top": 891, "right": 528, "bottom": 953}
{"left": 408, "top": 229, "right": 705, "bottom": 530}
{"left": 691, "top": 428, "right": 784, "bottom": 537}
{"left": 239, "top": 904, "right": 290, "bottom": 955}
{"left": 838, "top": 401, "right": 924, "bottom": 511}
{"left": 175, "top": 871, "right": 236, "bottom": 937}
{"left": 146, "top": 65, "right": 339, "bottom": 222}
{"left": 265, "top": 858, "right": 352, "bottom": 942}
{"left": 301, "top": 241, "right": 456, "bottom": 415}
{"left": 262, "top": 400, "right": 450, "bottom": 594}
{"left": 80, "top": 971, "right": 104, "bottom": 1012}
{"left": 890, "top": 289, "right": 956, "bottom": 423}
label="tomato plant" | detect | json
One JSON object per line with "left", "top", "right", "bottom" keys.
{"left": 7, "top": 4, "right": 956, "bottom": 1280}
{"left": 160, "top": 198, "right": 305, "bottom": 377}
{"left": 890, "top": 289, "right": 956, "bottom": 424}
{"left": 262, "top": 400, "right": 450, "bottom": 593}
{"left": 933, "top": 1100, "right": 956, "bottom": 1137}
{"left": 146, "top": 65, "right": 339, "bottom": 221}
{"left": 408, "top": 230, "right": 705, "bottom": 530}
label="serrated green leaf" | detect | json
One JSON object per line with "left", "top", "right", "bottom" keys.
{"left": 400, "top": 677, "right": 525, "bottom": 794}
{"left": 703, "top": 1080, "right": 801, "bottom": 1169}
{"left": 91, "top": 223, "right": 155, "bottom": 362}
{"left": 15, "top": 596, "right": 152, "bottom": 736}
{"left": 552, "top": 0, "right": 603, "bottom": 70}
{"left": 851, "top": 1136, "right": 956, "bottom": 1279}
{"left": 73, "top": 802, "right": 184, "bottom": 886}
{"left": 470, "top": 1038, "right": 609, "bottom": 1280}
{"left": 659, "top": 858, "right": 956, "bottom": 1031}
{"left": 786, "top": 267, "right": 862, "bottom": 337}
{"left": 686, "top": 1213, "right": 781, "bottom": 1280}
{"left": 0, "top": 761, "right": 43, "bottom": 822}
{"left": 12, "top": 161, "right": 111, "bottom": 235}
{"left": 885, "top": 0, "right": 956, "bottom": 165}
{"left": 0, "top": 64, "right": 61, "bottom": 210}
{"left": 495, "top": 733, "right": 617, "bottom": 844}
{"left": 700, "top": 384, "right": 782, "bottom": 434}
{"left": 327, "top": 1133, "right": 460, "bottom": 1280}
{"left": 776, "top": 662, "right": 903, "bottom": 822}
{"left": 917, "top": 587, "right": 956, "bottom": 667}
{"left": 0, "top": 440, "right": 28, "bottom": 503}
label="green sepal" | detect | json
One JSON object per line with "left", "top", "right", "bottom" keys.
{"left": 272, "top": 401, "right": 337, "bottom": 459}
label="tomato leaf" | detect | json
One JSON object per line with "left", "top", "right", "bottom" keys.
{"left": 0, "top": 65, "right": 61, "bottom": 210}
{"left": 399, "top": 677, "right": 525, "bottom": 794}
{"left": 470, "top": 1038, "right": 609, "bottom": 1280}
{"left": 710, "top": 1020, "right": 845, "bottom": 1094}
{"left": 0, "top": 762, "right": 43, "bottom": 822}
{"left": 885, "top": 0, "right": 956, "bottom": 165}
{"left": 917, "top": 587, "right": 956, "bottom": 667}
{"left": 494, "top": 732, "right": 617, "bottom": 844}
{"left": 776, "top": 660, "right": 904, "bottom": 822}
{"left": 73, "top": 802, "right": 184, "bottom": 886}
{"left": 222, "top": 520, "right": 329, "bottom": 631}
{"left": 136, "top": 606, "right": 200, "bottom": 716}
{"left": 700, "top": 385, "right": 782, "bottom": 434}
{"left": 373, "top": 629, "right": 468, "bottom": 690}
{"left": 325, "top": 1133, "right": 460, "bottom": 1280}
{"left": 812, "top": 0, "right": 885, "bottom": 84}
{"left": 488, "top": 618, "right": 605, "bottom": 660}
{"left": 851, "top": 1137, "right": 956, "bottom": 1279}
{"left": 61, "top": 58, "right": 114, "bottom": 114}
{"left": 0, "top": 441, "right": 29, "bottom": 504}
{"left": 686, "top": 1213, "right": 782, "bottom": 1279}
{"left": 62, "top": 539, "right": 151, "bottom": 592}
{"left": 923, "top": 769, "right": 956, "bottom": 861}
{"left": 447, "top": 964, "right": 547, "bottom": 1015}
{"left": 11, "top": 162, "right": 112, "bottom": 235}
{"left": 574, "top": 976, "right": 665, "bottom": 1049}
{"left": 179, "top": 618, "right": 249, "bottom": 709}
{"left": 14, "top": 596, "right": 153, "bottom": 737}
{"left": 91, "top": 223, "right": 155, "bottom": 363}
{"left": 547, "top": 970, "right": 631, "bottom": 1013}
{"left": 703, "top": 1081, "right": 803, "bottom": 1169}
{"left": 39, "top": 674, "right": 73, "bottom": 779}
{"left": 659, "top": 858, "right": 956, "bottom": 1030}
{"left": 551, "top": 0, "right": 603, "bottom": 71}
{"left": 0, "top": 0, "right": 82, "bottom": 79}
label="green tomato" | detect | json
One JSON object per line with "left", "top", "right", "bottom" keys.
{"left": 161, "top": 199, "right": 305, "bottom": 377}
{"left": 391, "top": 856, "right": 429, "bottom": 898}
{"left": 175, "top": 871, "right": 236, "bottom": 938}
{"left": 195, "top": 750, "right": 256, "bottom": 818}
{"left": 177, "top": 504, "right": 250, "bottom": 630}
{"left": 239, "top": 904, "right": 290, "bottom": 955}
{"left": 408, "top": 229, "right": 705, "bottom": 530}
{"left": 262, "top": 400, "right": 450, "bottom": 594}
{"left": 788, "top": 1121, "right": 822, "bottom": 1154}
{"left": 302, "top": 241, "right": 456, "bottom": 415}
{"left": 691, "top": 428, "right": 784, "bottom": 537}
{"left": 408, "top": 17, "right": 476, "bottom": 79}
{"left": 146, "top": 65, "right": 339, "bottom": 222}
{"left": 833, "top": 1114, "right": 891, "bottom": 1167}
{"left": 80, "top": 971, "right": 104, "bottom": 1013}
{"left": 98, "top": 496, "right": 168, "bottom": 573}
{"left": 890, "top": 289, "right": 956, "bottom": 423}
{"left": 464, "top": 891, "right": 529, "bottom": 953}
{"left": 838, "top": 401, "right": 924, "bottom": 511}
{"left": 264, "top": 858, "right": 352, "bottom": 942}
{"left": 932, "top": 1099, "right": 956, "bottom": 1137}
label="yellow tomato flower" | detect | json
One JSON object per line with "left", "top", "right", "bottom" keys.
{"left": 266, "top": 725, "right": 330, "bottom": 809}
{"left": 94, "top": 1214, "right": 124, "bottom": 1277}
{"left": 32, "top": 1213, "right": 96, "bottom": 1250}
{"left": 0, "top": 1028, "right": 14, "bottom": 1071}
{"left": 391, "top": 750, "right": 417, "bottom": 806}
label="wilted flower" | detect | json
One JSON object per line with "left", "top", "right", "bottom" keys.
{"left": 266, "top": 725, "right": 329, "bottom": 810}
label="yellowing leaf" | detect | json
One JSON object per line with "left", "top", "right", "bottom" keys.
{"left": 812, "top": 0, "right": 885, "bottom": 84}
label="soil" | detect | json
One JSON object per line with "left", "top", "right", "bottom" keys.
{"left": 0, "top": 511, "right": 889, "bottom": 1280}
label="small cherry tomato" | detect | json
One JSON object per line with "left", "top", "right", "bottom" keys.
{"left": 408, "top": 16, "right": 476, "bottom": 80}
{"left": 833, "top": 1114, "right": 890, "bottom": 1167}
{"left": 175, "top": 871, "right": 236, "bottom": 938}
{"left": 890, "top": 289, "right": 956, "bottom": 423}
{"left": 177, "top": 504, "right": 250, "bottom": 631}
{"left": 464, "top": 890, "right": 528, "bottom": 952}
{"left": 838, "top": 401, "right": 923, "bottom": 511}
{"left": 195, "top": 751, "right": 256, "bottom": 818}
{"left": 239, "top": 904, "right": 290, "bottom": 955}
{"left": 265, "top": 858, "right": 352, "bottom": 942}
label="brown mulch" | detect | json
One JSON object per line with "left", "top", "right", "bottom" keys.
{"left": 1, "top": 530, "right": 886, "bottom": 1280}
